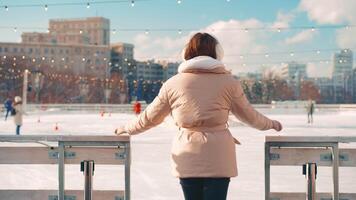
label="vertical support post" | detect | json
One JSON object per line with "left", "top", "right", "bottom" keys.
{"left": 332, "top": 143, "right": 340, "bottom": 200}
{"left": 125, "top": 142, "right": 131, "bottom": 200}
{"left": 264, "top": 142, "right": 270, "bottom": 200}
{"left": 22, "top": 70, "right": 28, "bottom": 112}
{"left": 58, "top": 141, "right": 65, "bottom": 200}
{"left": 81, "top": 160, "right": 95, "bottom": 200}
{"left": 303, "top": 163, "right": 317, "bottom": 200}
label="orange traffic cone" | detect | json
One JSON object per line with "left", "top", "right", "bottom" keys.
{"left": 54, "top": 123, "right": 59, "bottom": 131}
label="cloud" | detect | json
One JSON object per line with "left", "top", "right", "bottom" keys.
{"left": 133, "top": 18, "right": 269, "bottom": 74}
{"left": 299, "top": 0, "right": 356, "bottom": 24}
{"left": 271, "top": 11, "right": 295, "bottom": 30}
{"left": 299, "top": 0, "right": 356, "bottom": 49}
{"left": 285, "top": 29, "right": 319, "bottom": 45}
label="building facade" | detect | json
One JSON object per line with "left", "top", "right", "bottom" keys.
{"left": 332, "top": 49, "right": 353, "bottom": 103}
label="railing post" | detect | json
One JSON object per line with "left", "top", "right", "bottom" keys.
{"left": 264, "top": 142, "right": 270, "bottom": 200}
{"left": 303, "top": 163, "right": 317, "bottom": 200}
{"left": 81, "top": 160, "right": 95, "bottom": 200}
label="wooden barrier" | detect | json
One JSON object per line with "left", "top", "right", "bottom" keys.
{"left": 0, "top": 135, "right": 131, "bottom": 200}
{"left": 265, "top": 136, "right": 356, "bottom": 200}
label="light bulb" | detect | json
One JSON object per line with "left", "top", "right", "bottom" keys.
{"left": 5, "top": 6, "right": 8, "bottom": 11}
{"left": 145, "top": 30, "right": 149, "bottom": 34}
{"left": 112, "top": 29, "right": 116, "bottom": 34}
{"left": 79, "top": 30, "right": 83, "bottom": 34}
{"left": 177, "top": 0, "right": 182, "bottom": 4}
{"left": 13, "top": 27, "right": 17, "bottom": 32}
{"left": 244, "top": 28, "right": 249, "bottom": 33}
{"left": 178, "top": 29, "right": 182, "bottom": 34}
{"left": 44, "top": 5, "right": 48, "bottom": 11}
{"left": 86, "top": 3, "right": 90, "bottom": 9}
{"left": 131, "top": 1, "right": 135, "bottom": 7}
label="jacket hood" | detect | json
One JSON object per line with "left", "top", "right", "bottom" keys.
{"left": 178, "top": 56, "right": 230, "bottom": 74}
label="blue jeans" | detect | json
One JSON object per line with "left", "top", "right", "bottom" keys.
{"left": 180, "top": 178, "right": 230, "bottom": 200}
{"left": 5, "top": 109, "right": 10, "bottom": 120}
{"left": 16, "top": 125, "right": 21, "bottom": 135}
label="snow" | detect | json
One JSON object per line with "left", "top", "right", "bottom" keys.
{"left": 1, "top": 108, "right": 356, "bottom": 199}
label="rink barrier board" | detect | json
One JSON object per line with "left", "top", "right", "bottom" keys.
{"left": 270, "top": 192, "right": 356, "bottom": 200}
{"left": 0, "top": 135, "right": 131, "bottom": 200}
{"left": 265, "top": 136, "right": 356, "bottom": 200}
{"left": 0, "top": 147, "right": 126, "bottom": 165}
{"left": 270, "top": 148, "right": 356, "bottom": 166}
{"left": 0, "top": 190, "right": 125, "bottom": 200}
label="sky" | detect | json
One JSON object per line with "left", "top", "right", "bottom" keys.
{"left": 1, "top": 0, "right": 356, "bottom": 77}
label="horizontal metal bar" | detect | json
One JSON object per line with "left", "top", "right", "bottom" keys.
{"left": 270, "top": 148, "right": 356, "bottom": 166}
{"left": 0, "top": 147, "right": 126, "bottom": 164}
{"left": 266, "top": 136, "right": 356, "bottom": 143}
{"left": 270, "top": 192, "right": 356, "bottom": 200}
{"left": 0, "top": 135, "right": 130, "bottom": 143}
{"left": 0, "top": 190, "right": 125, "bottom": 200}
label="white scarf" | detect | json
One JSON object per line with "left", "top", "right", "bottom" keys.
{"left": 178, "top": 56, "right": 226, "bottom": 73}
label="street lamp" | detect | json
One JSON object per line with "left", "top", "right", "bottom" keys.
{"left": 79, "top": 80, "right": 90, "bottom": 103}
{"left": 31, "top": 70, "right": 44, "bottom": 123}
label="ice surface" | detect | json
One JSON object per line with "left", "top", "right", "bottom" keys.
{"left": 1, "top": 109, "right": 356, "bottom": 199}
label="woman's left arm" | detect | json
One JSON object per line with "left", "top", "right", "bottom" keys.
{"left": 118, "top": 84, "right": 171, "bottom": 135}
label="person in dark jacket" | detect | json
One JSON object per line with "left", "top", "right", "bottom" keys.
{"left": 3, "top": 98, "right": 13, "bottom": 121}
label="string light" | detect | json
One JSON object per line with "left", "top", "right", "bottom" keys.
{"left": 13, "top": 27, "right": 17, "bottom": 32}
{"left": 79, "top": 30, "right": 83, "bottom": 34}
{"left": 145, "top": 29, "right": 149, "bottom": 34}
{"left": 131, "top": 0, "right": 135, "bottom": 7}
{"left": 177, "top": 0, "right": 182, "bottom": 4}
{"left": 5, "top": 6, "right": 8, "bottom": 11}
{"left": 44, "top": 4, "right": 48, "bottom": 11}
{"left": 178, "top": 29, "right": 182, "bottom": 34}
{"left": 112, "top": 29, "right": 117, "bottom": 34}
{"left": 86, "top": 2, "right": 90, "bottom": 9}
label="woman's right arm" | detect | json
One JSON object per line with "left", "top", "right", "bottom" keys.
{"left": 230, "top": 80, "right": 281, "bottom": 131}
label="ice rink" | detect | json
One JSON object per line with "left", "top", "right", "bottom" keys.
{"left": 1, "top": 108, "right": 356, "bottom": 199}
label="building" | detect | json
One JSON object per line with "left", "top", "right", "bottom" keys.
{"left": 312, "top": 77, "right": 334, "bottom": 103}
{"left": 0, "top": 42, "right": 110, "bottom": 77}
{"left": 332, "top": 49, "right": 353, "bottom": 103}
{"left": 22, "top": 17, "right": 110, "bottom": 46}
{"left": 283, "top": 62, "right": 307, "bottom": 99}
{"left": 285, "top": 61, "right": 307, "bottom": 80}
{"left": 158, "top": 61, "right": 179, "bottom": 80}
{"left": 1, "top": 17, "right": 111, "bottom": 78}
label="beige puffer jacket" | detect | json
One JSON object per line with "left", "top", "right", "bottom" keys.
{"left": 13, "top": 103, "right": 23, "bottom": 126}
{"left": 124, "top": 56, "right": 274, "bottom": 178}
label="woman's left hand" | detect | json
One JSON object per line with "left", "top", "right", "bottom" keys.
{"left": 115, "top": 127, "right": 128, "bottom": 136}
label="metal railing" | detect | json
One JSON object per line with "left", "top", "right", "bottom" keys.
{"left": 0, "top": 135, "right": 131, "bottom": 200}
{"left": 265, "top": 136, "right": 356, "bottom": 200}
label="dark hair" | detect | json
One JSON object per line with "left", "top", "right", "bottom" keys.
{"left": 184, "top": 33, "right": 218, "bottom": 60}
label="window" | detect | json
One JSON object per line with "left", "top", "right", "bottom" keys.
{"left": 28, "top": 48, "right": 33, "bottom": 54}
{"left": 4, "top": 47, "right": 8, "bottom": 52}
{"left": 44, "top": 48, "right": 49, "bottom": 54}
{"left": 13, "top": 48, "right": 18, "bottom": 53}
{"left": 0, "top": 47, "right": 2, "bottom": 52}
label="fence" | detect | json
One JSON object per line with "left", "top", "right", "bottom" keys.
{"left": 265, "top": 136, "right": 356, "bottom": 200}
{"left": 0, "top": 135, "right": 131, "bottom": 200}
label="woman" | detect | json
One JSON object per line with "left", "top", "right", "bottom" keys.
{"left": 13, "top": 96, "right": 23, "bottom": 135}
{"left": 115, "top": 33, "right": 282, "bottom": 200}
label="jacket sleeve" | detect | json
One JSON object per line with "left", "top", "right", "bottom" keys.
{"left": 124, "top": 84, "right": 171, "bottom": 135}
{"left": 230, "top": 80, "right": 274, "bottom": 131}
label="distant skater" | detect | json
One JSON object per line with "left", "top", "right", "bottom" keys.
{"left": 306, "top": 99, "right": 315, "bottom": 124}
{"left": 115, "top": 33, "right": 282, "bottom": 200}
{"left": 133, "top": 101, "right": 141, "bottom": 116}
{"left": 3, "top": 97, "right": 13, "bottom": 121}
{"left": 12, "top": 96, "right": 23, "bottom": 135}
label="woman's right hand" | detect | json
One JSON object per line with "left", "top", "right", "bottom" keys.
{"left": 272, "top": 120, "right": 282, "bottom": 132}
